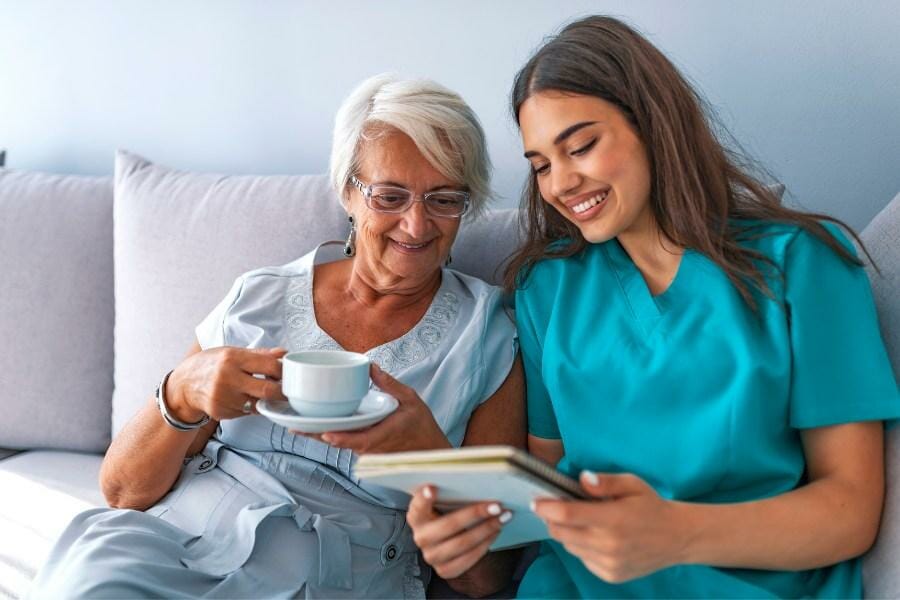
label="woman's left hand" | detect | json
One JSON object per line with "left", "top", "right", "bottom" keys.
{"left": 292, "top": 363, "right": 451, "bottom": 453}
{"left": 532, "top": 472, "right": 688, "bottom": 584}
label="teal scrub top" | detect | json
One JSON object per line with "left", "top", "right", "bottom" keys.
{"left": 514, "top": 222, "right": 899, "bottom": 599}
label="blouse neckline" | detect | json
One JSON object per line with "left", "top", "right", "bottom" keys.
{"left": 284, "top": 242, "right": 462, "bottom": 374}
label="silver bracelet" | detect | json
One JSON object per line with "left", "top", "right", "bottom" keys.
{"left": 155, "top": 370, "right": 210, "bottom": 431}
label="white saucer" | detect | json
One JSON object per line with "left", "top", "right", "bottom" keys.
{"left": 257, "top": 390, "right": 398, "bottom": 433}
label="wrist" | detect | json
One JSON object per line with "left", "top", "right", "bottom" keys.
{"left": 164, "top": 371, "right": 206, "bottom": 423}
{"left": 671, "top": 500, "right": 707, "bottom": 565}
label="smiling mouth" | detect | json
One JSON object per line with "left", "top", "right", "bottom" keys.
{"left": 569, "top": 190, "right": 610, "bottom": 214}
{"left": 391, "top": 239, "right": 433, "bottom": 252}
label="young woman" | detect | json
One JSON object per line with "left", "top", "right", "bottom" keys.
{"left": 406, "top": 15, "right": 899, "bottom": 598}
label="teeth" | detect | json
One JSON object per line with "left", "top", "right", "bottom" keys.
{"left": 571, "top": 191, "right": 609, "bottom": 214}
{"left": 396, "top": 241, "right": 428, "bottom": 249}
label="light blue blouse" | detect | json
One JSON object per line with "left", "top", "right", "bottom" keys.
{"left": 197, "top": 242, "right": 517, "bottom": 458}
{"left": 515, "top": 223, "right": 899, "bottom": 599}
{"left": 29, "top": 242, "right": 517, "bottom": 599}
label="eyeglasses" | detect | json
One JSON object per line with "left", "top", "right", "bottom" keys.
{"left": 351, "top": 176, "right": 470, "bottom": 218}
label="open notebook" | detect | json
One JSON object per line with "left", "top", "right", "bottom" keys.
{"left": 355, "top": 445, "right": 585, "bottom": 549}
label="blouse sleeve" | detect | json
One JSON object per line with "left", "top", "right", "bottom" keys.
{"left": 785, "top": 224, "right": 900, "bottom": 429}
{"left": 515, "top": 286, "right": 561, "bottom": 440}
{"left": 475, "top": 288, "right": 519, "bottom": 404}
{"left": 195, "top": 276, "right": 245, "bottom": 350}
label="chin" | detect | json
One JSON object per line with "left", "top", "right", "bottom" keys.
{"left": 388, "top": 256, "right": 441, "bottom": 277}
{"left": 576, "top": 223, "right": 616, "bottom": 245}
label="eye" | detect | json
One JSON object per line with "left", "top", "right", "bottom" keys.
{"left": 373, "top": 193, "right": 406, "bottom": 205}
{"left": 430, "top": 194, "right": 463, "bottom": 207}
{"left": 532, "top": 163, "right": 550, "bottom": 176}
{"left": 571, "top": 138, "right": 597, "bottom": 156}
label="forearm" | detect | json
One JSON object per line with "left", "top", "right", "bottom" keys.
{"left": 677, "top": 477, "right": 881, "bottom": 570}
{"left": 99, "top": 396, "right": 205, "bottom": 510}
{"left": 446, "top": 547, "right": 521, "bottom": 598}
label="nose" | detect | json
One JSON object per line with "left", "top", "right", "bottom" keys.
{"left": 399, "top": 201, "right": 432, "bottom": 239}
{"left": 549, "top": 161, "right": 581, "bottom": 199}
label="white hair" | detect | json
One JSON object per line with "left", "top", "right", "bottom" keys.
{"left": 329, "top": 73, "right": 493, "bottom": 217}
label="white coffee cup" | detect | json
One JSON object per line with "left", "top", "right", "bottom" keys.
{"left": 281, "top": 350, "right": 370, "bottom": 417}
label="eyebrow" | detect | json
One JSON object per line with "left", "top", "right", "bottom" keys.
{"left": 523, "top": 121, "right": 599, "bottom": 158}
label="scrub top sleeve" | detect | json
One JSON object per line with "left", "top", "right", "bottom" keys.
{"left": 515, "top": 289, "right": 561, "bottom": 440}
{"left": 195, "top": 276, "right": 245, "bottom": 350}
{"left": 784, "top": 224, "right": 900, "bottom": 429}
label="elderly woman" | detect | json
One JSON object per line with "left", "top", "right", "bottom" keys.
{"left": 29, "top": 74, "right": 524, "bottom": 599}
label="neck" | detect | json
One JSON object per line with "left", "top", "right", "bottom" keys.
{"left": 345, "top": 257, "right": 442, "bottom": 311}
{"left": 616, "top": 211, "right": 684, "bottom": 296}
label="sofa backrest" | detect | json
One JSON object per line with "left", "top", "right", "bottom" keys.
{"left": 111, "top": 151, "right": 522, "bottom": 435}
{"left": 0, "top": 168, "right": 113, "bottom": 452}
{"left": 861, "top": 191, "right": 900, "bottom": 598}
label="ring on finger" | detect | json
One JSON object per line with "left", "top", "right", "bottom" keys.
{"left": 242, "top": 399, "right": 254, "bottom": 414}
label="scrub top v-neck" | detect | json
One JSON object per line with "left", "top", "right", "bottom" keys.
{"left": 515, "top": 223, "right": 899, "bottom": 599}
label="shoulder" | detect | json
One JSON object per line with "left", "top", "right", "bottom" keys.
{"left": 735, "top": 220, "right": 859, "bottom": 271}
{"left": 513, "top": 242, "right": 609, "bottom": 305}
{"left": 441, "top": 269, "right": 509, "bottom": 319}
{"left": 224, "top": 251, "right": 316, "bottom": 312}
{"left": 441, "top": 269, "right": 515, "bottom": 336}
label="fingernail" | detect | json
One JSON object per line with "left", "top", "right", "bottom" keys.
{"left": 423, "top": 486, "right": 433, "bottom": 500}
{"left": 529, "top": 500, "right": 537, "bottom": 512}
{"left": 321, "top": 434, "right": 332, "bottom": 443}
{"left": 487, "top": 503, "right": 501, "bottom": 516}
{"left": 499, "top": 511, "right": 513, "bottom": 524}
{"left": 582, "top": 470, "right": 599, "bottom": 486}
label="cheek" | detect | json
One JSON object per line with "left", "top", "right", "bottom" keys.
{"left": 440, "top": 221, "right": 461, "bottom": 245}
{"left": 535, "top": 178, "right": 558, "bottom": 206}
{"left": 357, "top": 218, "right": 389, "bottom": 247}
{"left": 593, "top": 148, "right": 631, "bottom": 181}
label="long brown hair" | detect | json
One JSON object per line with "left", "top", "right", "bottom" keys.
{"left": 504, "top": 15, "right": 868, "bottom": 308}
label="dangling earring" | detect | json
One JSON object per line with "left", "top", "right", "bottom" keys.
{"left": 343, "top": 215, "right": 356, "bottom": 257}
{"left": 444, "top": 254, "right": 452, "bottom": 267}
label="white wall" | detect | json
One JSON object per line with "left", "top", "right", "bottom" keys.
{"left": 1, "top": 0, "right": 898, "bottom": 229}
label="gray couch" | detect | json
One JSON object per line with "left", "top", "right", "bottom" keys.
{"left": 0, "top": 151, "right": 897, "bottom": 599}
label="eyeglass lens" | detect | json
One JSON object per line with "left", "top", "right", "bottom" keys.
{"left": 368, "top": 186, "right": 467, "bottom": 217}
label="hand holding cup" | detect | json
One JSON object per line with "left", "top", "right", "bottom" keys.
{"left": 167, "top": 346, "right": 288, "bottom": 421}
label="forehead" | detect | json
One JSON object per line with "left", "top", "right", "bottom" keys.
{"left": 519, "top": 91, "right": 623, "bottom": 149}
{"left": 357, "top": 130, "right": 455, "bottom": 187}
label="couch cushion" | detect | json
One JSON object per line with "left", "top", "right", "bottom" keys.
{"left": 860, "top": 192, "right": 900, "bottom": 380}
{"left": 0, "top": 451, "right": 104, "bottom": 599}
{"left": 0, "top": 169, "right": 114, "bottom": 452}
{"left": 453, "top": 207, "right": 519, "bottom": 286}
{"left": 112, "top": 151, "right": 520, "bottom": 435}
{"left": 861, "top": 191, "right": 900, "bottom": 599}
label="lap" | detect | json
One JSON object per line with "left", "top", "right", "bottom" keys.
{"left": 29, "top": 492, "right": 423, "bottom": 599}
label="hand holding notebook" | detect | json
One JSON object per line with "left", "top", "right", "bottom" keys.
{"left": 354, "top": 445, "right": 585, "bottom": 549}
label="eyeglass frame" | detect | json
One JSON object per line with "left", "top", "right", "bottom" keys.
{"left": 350, "top": 176, "right": 471, "bottom": 218}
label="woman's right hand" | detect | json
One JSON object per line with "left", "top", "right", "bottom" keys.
{"left": 407, "top": 484, "right": 512, "bottom": 579}
{"left": 166, "top": 346, "right": 288, "bottom": 421}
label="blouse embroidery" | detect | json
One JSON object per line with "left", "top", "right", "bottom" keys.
{"left": 283, "top": 264, "right": 461, "bottom": 374}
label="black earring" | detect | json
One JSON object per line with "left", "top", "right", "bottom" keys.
{"left": 444, "top": 254, "right": 452, "bottom": 267}
{"left": 344, "top": 215, "right": 356, "bottom": 257}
